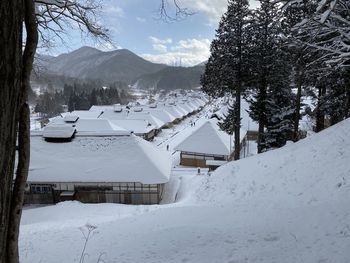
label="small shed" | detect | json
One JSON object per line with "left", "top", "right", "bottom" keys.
{"left": 42, "top": 124, "right": 76, "bottom": 142}
{"left": 175, "top": 120, "right": 234, "bottom": 168}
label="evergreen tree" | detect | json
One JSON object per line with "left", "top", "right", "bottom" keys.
{"left": 316, "top": 68, "right": 350, "bottom": 127}
{"left": 263, "top": 79, "right": 295, "bottom": 150}
{"left": 219, "top": 101, "right": 240, "bottom": 135}
{"left": 248, "top": 0, "right": 290, "bottom": 153}
{"left": 201, "top": 0, "right": 251, "bottom": 160}
{"left": 68, "top": 92, "right": 75, "bottom": 112}
{"left": 281, "top": 0, "right": 317, "bottom": 140}
{"left": 89, "top": 88, "right": 98, "bottom": 106}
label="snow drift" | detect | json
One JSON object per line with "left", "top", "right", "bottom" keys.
{"left": 20, "top": 118, "right": 350, "bottom": 263}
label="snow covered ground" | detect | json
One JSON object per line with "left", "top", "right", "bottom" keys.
{"left": 19, "top": 101, "right": 350, "bottom": 262}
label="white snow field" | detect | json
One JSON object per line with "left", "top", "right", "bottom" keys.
{"left": 20, "top": 118, "right": 350, "bottom": 263}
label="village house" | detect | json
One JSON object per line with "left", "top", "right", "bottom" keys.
{"left": 175, "top": 120, "right": 246, "bottom": 170}
{"left": 25, "top": 130, "right": 171, "bottom": 205}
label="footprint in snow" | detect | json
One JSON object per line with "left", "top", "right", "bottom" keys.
{"left": 263, "top": 236, "right": 280, "bottom": 242}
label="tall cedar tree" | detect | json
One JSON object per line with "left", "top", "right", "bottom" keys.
{"left": 320, "top": 68, "right": 350, "bottom": 125}
{"left": 263, "top": 48, "right": 295, "bottom": 150}
{"left": 201, "top": 0, "right": 251, "bottom": 160}
{"left": 281, "top": 0, "right": 316, "bottom": 141}
{"left": 219, "top": 101, "right": 240, "bottom": 135}
{"left": 248, "top": 0, "right": 287, "bottom": 153}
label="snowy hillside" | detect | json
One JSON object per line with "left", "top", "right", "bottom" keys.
{"left": 193, "top": 118, "right": 350, "bottom": 205}
{"left": 20, "top": 119, "right": 350, "bottom": 263}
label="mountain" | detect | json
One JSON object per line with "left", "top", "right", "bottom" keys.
{"left": 34, "top": 46, "right": 205, "bottom": 90}
{"left": 196, "top": 61, "right": 207, "bottom": 66}
{"left": 134, "top": 65, "right": 205, "bottom": 90}
{"left": 39, "top": 46, "right": 167, "bottom": 84}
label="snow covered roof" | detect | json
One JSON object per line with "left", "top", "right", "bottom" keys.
{"left": 69, "top": 110, "right": 103, "bottom": 119}
{"left": 74, "top": 119, "right": 129, "bottom": 136}
{"left": 187, "top": 101, "right": 199, "bottom": 111}
{"left": 63, "top": 114, "right": 79, "bottom": 123}
{"left": 175, "top": 120, "right": 233, "bottom": 156}
{"left": 172, "top": 105, "right": 188, "bottom": 116}
{"left": 145, "top": 109, "right": 176, "bottom": 124}
{"left": 132, "top": 106, "right": 143, "bottom": 112}
{"left": 42, "top": 124, "right": 76, "bottom": 139}
{"left": 177, "top": 103, "right": 193, "bottom": 114}
{"left": 162, "top": 106, "right": 184, "bottom": 119}
{"left": 29, "top": 135, "right": 171, "bottom": 184}
{"left": 109, "top": 119, "right": 155, "bottom": 135}
{"left": 49, "top": 118, "right": 129, "bottom": 136}
{"left": 149, "top": 103, "right": 157, "bottom": 108}
{"left": 99, "top": 110, "right": 164, "bottom": 129}
{"left": 188, "top": 98, "right": 202, "bottom": 108}
{"left": 89, "top": 105, "right": 114, "bottom": 112}
{"left": 113, "top": 104, "right": 122, "bottom": 112}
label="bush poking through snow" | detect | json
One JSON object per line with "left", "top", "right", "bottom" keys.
{"left": 78, "top": 224, "right": 98, "bottom": 263}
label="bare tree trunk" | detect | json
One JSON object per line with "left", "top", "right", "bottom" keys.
{"left": 293, "top": 68, "right": 303, "bottom": 141}
{"left": 234, "top": 84, "right": 241, "bottom": 160}
{"left": 315, "top": 85, "right": 326, "bottom": 132}
{"left": 0, "top": 1, "right": 23, "bottom": 263}
{"left": 257, "top": 82, "right": 267, "bottom": 154}
{"left": 234, "top": 22, "right": 243, "bottom": 161}
{"left": 345, "top": 71, "right": 350, "bottom": 119}
{"left": 345, "top": 89, "right": 350, "bottom": 119}
{"left": 6, "top": 0, "right": 38, "bottom": 262}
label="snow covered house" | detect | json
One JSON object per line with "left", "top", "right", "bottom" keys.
{"left": 109, "top": 119, "right": 158, "bottom": 141}
{"left": 145, "top": 108, "right": 177, "bottom": 128}
{"left": 174, "top": 120, "right": 235, "bottom": 169}
{"left": 53, "top": 110, "right": 161, "bottom": 141}
{"left": 99, "top": 109, "right": 164, "bottom": 140}
{"left": 25, "top": 133, "right": 171, "bottom": 205}
{"left": 47, "top": 117, "right": 129, "bottom": 137}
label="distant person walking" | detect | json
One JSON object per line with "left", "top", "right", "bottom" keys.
{"left": 166, "top": 144, "right": 169, "bottom": 151}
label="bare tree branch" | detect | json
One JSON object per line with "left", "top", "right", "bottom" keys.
{"left": 34, "top": 0, "right": 110, "bottom": 48}
{"left": 157, "top": 0, "right": 194, "bottom": 22}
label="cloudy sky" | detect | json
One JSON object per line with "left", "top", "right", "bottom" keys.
{"left": 43, "top": 0, "right": 259, "bottom": 66}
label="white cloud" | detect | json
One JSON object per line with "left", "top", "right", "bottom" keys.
{"left": 101, "top": 3, "right": 124, "bottom": 34}
{"left": 103, "top": 5, "right": 124, "bottom": 17}
{"left": 182, "top": 0, "right": 227, "bottom": 25}
{"left": 153, "top": 44, "right": 168, "bottom": 53}
{"left": 148, "top": 37, "right": 173, "bottom": 53}
{"left": 149, "top": 36, "right": 173, "bottom": 45}
{"left": 180, "top": 0, "right": 260, "bottom": 26}
{"left": 136, "top": 17, "right": 146, "bottom": 23}
{"left": 142, "top": 38, "right": 211, "bottom": 67}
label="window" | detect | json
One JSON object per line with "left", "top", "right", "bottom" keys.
{"left": 30, "top": 184, "right": 52, "bottom": 194}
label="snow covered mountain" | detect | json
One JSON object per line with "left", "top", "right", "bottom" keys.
{"left": 35, "top": 46, "right": 205, "bottom": 90}
{"left": 20, "top": 118, "right": 350, "bottom": 262}
{"left": 40, "top": 46, "right": 167, "bottom": 84}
